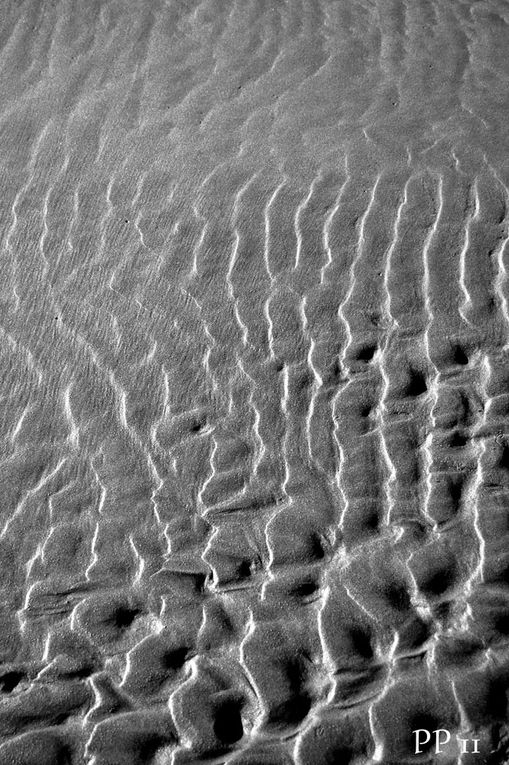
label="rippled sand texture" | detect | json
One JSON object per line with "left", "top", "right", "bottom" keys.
{"left": 1, "top": 1, "right": 509, "bottom": 763}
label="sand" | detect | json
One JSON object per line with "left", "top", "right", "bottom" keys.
{"left": 0, "top": 0, "right": 509, "bottom": 762}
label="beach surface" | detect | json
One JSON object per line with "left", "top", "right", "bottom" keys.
{"left": 1, "top": 1, "right": 509, "bottom": 762}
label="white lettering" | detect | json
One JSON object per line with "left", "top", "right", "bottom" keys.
{"left": 413, "top": 729, "right": 481, "bottom": 755}
{"left": 413, "top": 730, "right": 431, "bottom": 754}
{"left": 434, "top": 729, "right": 451, "bottom": 753}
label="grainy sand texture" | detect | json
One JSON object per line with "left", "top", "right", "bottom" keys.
{"left": 1, "top": 1, "right": 509, "bottom": 763}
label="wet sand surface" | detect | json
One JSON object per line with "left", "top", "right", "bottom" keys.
{"left": 1, "top": 1, "right": 509, "bottom": 763}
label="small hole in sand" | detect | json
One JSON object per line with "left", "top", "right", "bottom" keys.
{"left": 0, "top": 671, "right": 23, "bottom": 693}
{"left": 453, "top": 344, "right": 468, "bottom": 365}
{"left": 356, "top": 344, "right": 377, "bottom": 362}
{"left": 449, "top": 430, "right": 468, "bottom": 448}
{"left": 113, "top": 606, "right": 139, "bottom": 630}
{"left": 405, "top": 368, "right": 427, "bottom": 397}
{"left": 213, "top": 699, "right": 244, "bottom": 744}
{"left": 162, "top": 647, "right": 188, "bottom": 670}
